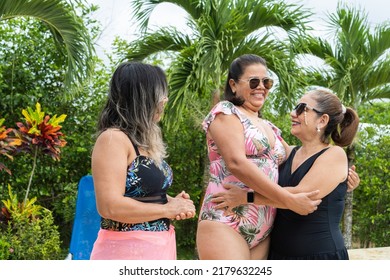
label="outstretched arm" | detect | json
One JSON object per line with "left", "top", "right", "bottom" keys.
{"left": 213, "top": 146, "right": 356, "bottom": 211}
{"left": 208, "top": 113, "right": 320, "bottom": 215}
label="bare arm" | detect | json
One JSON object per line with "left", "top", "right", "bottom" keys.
{"left": 92, "top": 129, "right": 195, "bottom": 223}
{"left": 213, "top": 146, "right": 354, "bottom": 211}
{"left": 209, "top": 113, "right": 320, "bottom": 215}
{"left": 282, "top": 146, "right": 348, "bottom": 198}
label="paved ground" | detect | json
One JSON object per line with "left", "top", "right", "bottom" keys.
{"left": 348, "top": 247, "right": 390, "bottom": 260}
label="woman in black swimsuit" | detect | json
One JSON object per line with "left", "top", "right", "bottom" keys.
{"left": 90, "top": 61, "right": 195, "bottom": 260}
{"left": 267, "top": 89, "right": 359, "bottom": 259}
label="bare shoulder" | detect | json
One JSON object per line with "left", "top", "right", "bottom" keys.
{"left": 327, "top": 145, "right": 346, "bottom": 156}
{"left": 93, "top": 129, "right": 132, "bottom": 158}
{"left": 96, "top": 128, "right": 129, "bottom": 145}
{"left": 321, "top": 145, "right": 347, "bottom": 162}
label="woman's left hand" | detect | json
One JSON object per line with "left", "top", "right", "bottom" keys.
{"left": 211, "top": 184, "right": 247, "bottom": 214}
{"left": 347, "top": 165, "right": 360, "bottom": 192}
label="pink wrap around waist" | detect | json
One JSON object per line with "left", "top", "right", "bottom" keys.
{"left": 90, "top": 225, "right": 176, "bottom": 260}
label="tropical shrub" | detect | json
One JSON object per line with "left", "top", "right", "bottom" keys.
{"left": 0, "top": 118, "right": 20, "bottom": 174}
{"left": 163, "top": 109, "right": 207, "bottom": 260}
{"left": 0, "top": 103, "right": 67, "bottom": 259}
{"left": 353, "top": 102, "right": 390, "bottom": 247}
{"left": 0, "top": 185, "right": 62, "bottom": 259}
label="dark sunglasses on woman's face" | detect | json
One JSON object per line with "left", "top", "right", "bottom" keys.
{"left": 239, "top": 77, "right": 274, "bottom": 90}
{"left": 293, "top": 103, "right": 323, "bottom": 116}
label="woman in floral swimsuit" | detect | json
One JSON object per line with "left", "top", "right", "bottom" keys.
{"left": 196, "top": 54, "right": 321, "bottom": 260}
{"left": 199, "top": 101, "right": 286, "bottom": 248}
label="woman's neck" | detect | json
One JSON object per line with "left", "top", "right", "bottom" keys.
{"left": 239, "top": 105, "right": 259, "bottom": 118}
{"left": 299, "top": 141, "right": 329, "bottom": 156}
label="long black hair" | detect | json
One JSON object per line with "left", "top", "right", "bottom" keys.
{"left": 97, "top": 61, "right": 168, "bottom": 163}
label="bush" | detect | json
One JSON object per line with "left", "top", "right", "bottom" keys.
{"left": 353, "top": 128, "right": 390, "bottom": 247}
{"left": 3, "top": 208, "right": 62, "bottom": 260}
{"left": 0, "top": 238, "right": 11, "bottom": 260}
{"left": 0, "top": 185, "right": 62, "bottom": 260}
{"left": 163, "top": 113, "right": 206, "bottom": 259}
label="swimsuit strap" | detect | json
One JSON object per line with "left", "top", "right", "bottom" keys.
{"left": 124, "top": 133, "right": 140, "bottom": 156}
{"left": 131, "top": 141, "right": 140, "bottom": 156}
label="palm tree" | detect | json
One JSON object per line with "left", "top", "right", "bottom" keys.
{"left": 292, "top": 4, "right": 390, "bottom": 248}
{"left": 0, "top": 0, "right": 95, "bottom": 96}
{"left": 122, "top": 0, "right": 314, "bottom": 128}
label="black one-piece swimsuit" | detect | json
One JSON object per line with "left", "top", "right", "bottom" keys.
{"left": 268, "top": 147, "right": 349, "bottom": 260}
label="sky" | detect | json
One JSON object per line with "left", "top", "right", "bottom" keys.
{"left": 86, "top": 0, "right": 389, "bottom": 60}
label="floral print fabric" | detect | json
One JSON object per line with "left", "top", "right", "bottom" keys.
{"left": 199, "top": 101, "right": 287, "bottom": 248}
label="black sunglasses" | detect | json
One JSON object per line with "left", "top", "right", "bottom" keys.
{"left": 293, "top": 103, "right": 323, "bottom": 116}
{"left": 239, "top": 77, "right": 274, "bottom": 90}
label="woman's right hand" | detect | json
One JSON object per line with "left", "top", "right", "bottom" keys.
{"left": 288, "top": 191, "right": 322, "bottom": 215}
{"left": 211, "top": 183, "right": 247, "bottom": 212}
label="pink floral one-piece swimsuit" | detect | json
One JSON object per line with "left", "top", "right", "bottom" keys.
{"left": 199, "top": 101, "right": 287, "bottom": 249}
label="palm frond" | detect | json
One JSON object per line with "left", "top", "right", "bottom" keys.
{"left": 248, "top": 0, "right": 312, "bottom": 35}
{"left": 364, "top": 84, "right": 390, "bottom": 101}
{"left": 0, "top": 0, "right": 95, "bottom": 97}
{"left": 130, "top": 0, "right": 203, "bottom": 32}
{"left": 122, "top": 27, "right": 192, "bottom": 62}
{"left": 367, "top": 23, "right": 390, "bottom": 62}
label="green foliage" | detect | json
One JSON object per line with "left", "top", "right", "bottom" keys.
{"left": 0, "top": 238, "right": 11, "bottom": 260}
{"left": 358, "top": 102, "right": 390, "bottom": 125}
{"left": 163, "top": 112, "right": 207, "bottom": 260}
{"left": 51, "top": 182, "right": 78, "bottom": 249}
{"left": 0, "top": 185, "right": 62, "bottom": 260}
{"left": 353, "top": 102, "right": 390, "bottom": 247}
{"left": 0, "top": 0, "right": 95, "bottom": 94}
{"left": 1, "top": 208, "right": 62, "bottom": 260}
{"left": 0, "top": 1, "right": 106, "bottom": 257}
{"left": 354, "top": 133, "right": 389, "bottom": 247}
{"left": 293, "top": 4, "right": 390, "bottom": 106}
{"left": 2, "top": 184, "right": 42, "bottom": 219}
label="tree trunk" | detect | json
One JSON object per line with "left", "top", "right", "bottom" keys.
{"left": 343, "top": 191, "right": 353, "bottom": 248}
{"left": 343, "top": 144, "right": 356, "bottom": 249}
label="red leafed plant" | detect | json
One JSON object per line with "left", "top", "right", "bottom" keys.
{"left": 13, "top": 103, "right": 67, "bottom": 160}
{"left": 11, "top": 103, "right": 67, "bottom": 204}
{"left": 0, "top": 118, "right": 21, "bottom": 175}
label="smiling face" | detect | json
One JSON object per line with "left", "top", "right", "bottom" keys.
{"left": 290, "top": 93, "right": 327, "bottom": 141}
{"left": 229, "top": 63, "right": 271, "bottom": 113}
